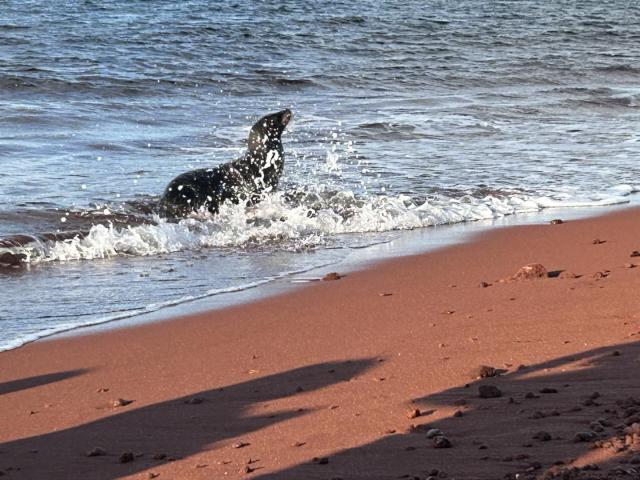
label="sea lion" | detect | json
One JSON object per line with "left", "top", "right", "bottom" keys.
{"left": 159, "top": 109, "right": 292, "bottom": 217}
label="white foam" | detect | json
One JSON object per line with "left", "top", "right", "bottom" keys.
{"left": 3, "top": 186, "right": 632, "bottom": 264}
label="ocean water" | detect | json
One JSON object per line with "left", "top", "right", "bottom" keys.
{"left": 1, "top": 0, "right": 640, "bottom": 350}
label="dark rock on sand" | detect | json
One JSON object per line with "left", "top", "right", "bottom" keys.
{"left": 478, "top": 385, "right": 502, "bottom": 398}
{"left": 630, "top": 250, "right": 640, "bottom": 257}
{"left": 111, "top": 398, "right": 134, "bottom": 408}
{"left": 87, "top": 447, "right": 106, "bottom": 457}
{"left": 573, "top": 431, "right": 597, "bottom": 442}
{"left": 550, "top": 219, "right": 564, "bottom": 225}
{"left": 512, "top": 264, "right": 548, "bottom": 280}
{"left": 432, "top": 436, "right": 453, "bottom": 448}
{"left": 322, "top": 272, "right": 342, "bottom": 281}
{"left": 469, "top": 365, "right": 501, "bottom": 379}
{"left": 533, "top": 431, "right": 552, "bottom": 441}
{"left": 119, "top": 451, "right": 135, "bottom": 463}
{"left": 540, "top": 388, "right": 558, "bottom": 394}
{"left": 406, "top": 408, "right": 421, "bottom": 419}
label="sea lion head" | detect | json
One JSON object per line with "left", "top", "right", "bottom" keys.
{"left": 248, "top": 109, "right": 292, "bottom": 152}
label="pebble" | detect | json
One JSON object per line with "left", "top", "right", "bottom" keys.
{"left": 406, "top": 408, "right": 421, "bottom": 419}
{"left": 533, "top": 431, "right": 552, "bottom": 441}
{"left": 469, "top": 365, "right": 499, "bottom": 379}
{"left": 432, "top": 436, "right": 452, "bottom": 448}
{"left": 479, "top": 281, "right": 491, "bottom": 288}
{"left": 425, "top": 428, "right": 443, "bottom": 439}
{"left": 512, "top": 263, "right": 548, "bottom": 280}
{"left": 119, "top": 451, "right": 135, "bottom": 463}
{"left": 540, "top": 387, "right": 558, "bottom": 394}
{"left": 322, "top": 272, "right": 342, "bottom": 281}
{"left": 111, "top": 398, "right": 134, "bottom": 408}
{"left": 630, "top": 251, "right": 640, "bottom": 257}
{"left": 478, "top": 385, "right": 502, "bottom": 398}
{"left": 232, "top": 442, "right": 250, "bottom": 449}
{"left": 574, "top": 431, "right": 597, "bottom": 442}
{"left": 87, "top": 447, "right": 106, "bottom": 457}
{"left": 592, "top": 238, "right": 606, "bottom": 245}
{"left": 550, "top": 219, "right": 564, "bottom": 225}
{"left": 312, "top": 457, "right": 329, "bottom": 465}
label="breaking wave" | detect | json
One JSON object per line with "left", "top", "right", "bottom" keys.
{"left": 2, "top": 186, "right": 635, "bottom": 266}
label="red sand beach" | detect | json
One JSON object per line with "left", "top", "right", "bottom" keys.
{"left": 1, "top": 208, "right": 640, "bottom": 480}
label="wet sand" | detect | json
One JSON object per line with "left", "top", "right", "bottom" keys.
{"left": 1, "top": 208, "right": 640, "bottom": 480}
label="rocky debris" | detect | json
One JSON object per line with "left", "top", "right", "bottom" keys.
{"left": 432, "top": 436, "right": 452, "bottom": 448}
{"left": 573, "top": 431, "right": 597, "bottom": 442}
{"left": 469, "top": 365, "right": 501, "bottom": 379}
{"left": 110, "top": 398, "right": 134, "bottom": 408}
{"left": 379, "top": 292, "right": 393, "bottom": 297}
{"left": 550, "top": 219, "right": 565, "bottom": 225}
{"left": 119, "top": 451, "right": 135, "bottom": 463}
{"left": 96, "top": 387, "right": 109, "bottom": 393}
{"left": 479, "top": 281, "right": 491, "bottom": 288}
{"left": 87, "top": 447, "right": 106, "bottom": 457}
{"left": 533, "top": 431, "right": 552, "bottom": 441}
{"left": 148, "top": 473, "right": 159, "bottom": 479}
{"left": 512, "top": 263, "right": 548, "bottom": 281}
{"left": 406, "top": 408, "right": 421, "bottom": 419}
{"left": 322, "top": 272, "right": 342, "bottom": 281}
{"left": 425, "top": 428, "right": 443, "bottom": 439}
{"left": 592, "top": 238, "right": 606, "bottom": 245}
{"left": 232, "top": 442, "right": 250, "bottom": 449}
{"left": 540, "top": 388, "right": 559, "bottom": 394}
{"left": 630, "top": 251, "right": 640, "bottom": 258}
{"left": 592, "top": 270, "right": 610, "bottom": 279}
{"left": 624, "top": 263, "right": 637, "bottom": 269}
{"left": 478, "top": 385, "right": 502, "bottom": 398}
{"left": 558, "top": 271, "right": 580, "bottom": 279}
{"left": 312, "top": 457, "right": 329, "bottom": 465}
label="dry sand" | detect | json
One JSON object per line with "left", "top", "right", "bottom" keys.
{"left": 1, "top": 208, "right": 640, "bottom": 480}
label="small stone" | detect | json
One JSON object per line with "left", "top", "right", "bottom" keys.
{"left": 512, "top": 263, "right": 547, "bottom": 280}
{"left": 407, "top": 408, "right": 421, "bottom": 419}
{"left": 87, "top": 447, "right": 106, "bottom": 457}
{"left": 592, "top": 239, "right": 606, "bottom": 245}
{"left": 574, "top": 431, "right": 597, "bottom": 442}
{"left": 470, "top": 365, "right": 499, "bottom": 379}
{"left": 148, "top": 473, "right": 160, "bottom": 479}
{"left": 111, "top": 398, "right": 134, "bottom": 408}
{"left": 292, "top": 441, "right": 306, "bottom": 447}
{"left": 612, "top": 350, "right": 621, "bottom": 356}
{"left": 478, "top": 385, "right": 502, "bottom": 398}
{"left": 453, "top": 410, "right": 464, "bottom": 418}
{"left": 533, "top": 431, "right": 552, "bottom": 441}
{"left": 558, "top": 271, "right": 579, "bottom": 279}
{"left": 479, "top": 281, "right": 491, "bottom": 288}
{"left": 550, "top": 219, "right": 564, "bottom": 225}
{"left": 624, "top": 263, "right": 636, "bottom": 269}
{"left": 425, "top": 428, "right": 444, "bottom": 439}
{"left": 592, "top": 271, "right": 608, "bottom": 279}
{"left": 96, "top": 387, "right": 109, "bottom": 393}
{"left": 630, "top": 251, "right": 640, "bottom": 257}
{"left": 119, "top": 451, "right": 135, "bottom": 463}
{"left": 322, "top": 272, "right": 342, "bottom": 281}
{"left": 432, "top": 436, "right": 452, "bottom": 448}
{"left": 312, "top": 457, "right": 329, "bottom": 465}
{"left": 184, "top": 397, "right": 204, "bottom": 405}
{"left": 244, "top": 466, "right": 256, "bottom": 474}
{"left": 540, "top": 388, "right": 558, "bottom": 394}
{"left": 232, "top": 442, "right": 250, "bottom": 449}
{"left": 379, "top": 292, "right": 393, "bottom": 297}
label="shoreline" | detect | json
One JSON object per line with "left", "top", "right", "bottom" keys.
{"left": 1, "top": 207, "right": 640, "bottom": 479}
{"left": 10, "top": 198, "right": 638, "bottom": 351}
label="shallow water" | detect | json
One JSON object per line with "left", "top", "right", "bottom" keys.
{"left": 1, "top": 1, "right": 640, "bottom": 350}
